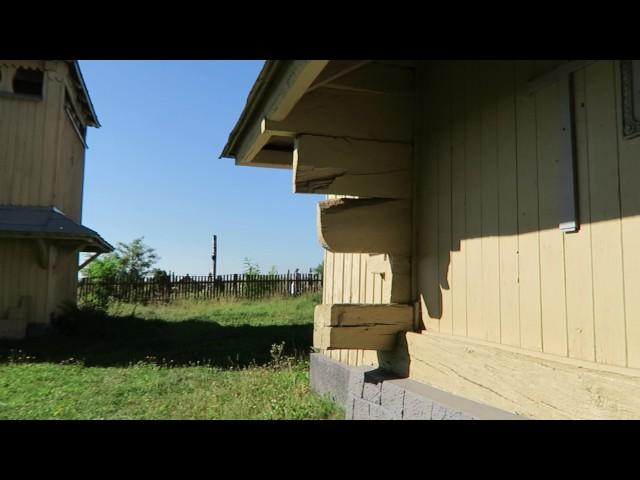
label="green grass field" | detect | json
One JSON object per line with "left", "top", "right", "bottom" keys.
{"left": 0, "top": 294, "right": 342, "bottom": 420}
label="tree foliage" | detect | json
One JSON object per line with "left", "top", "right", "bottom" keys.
{"left": 82, "top": 253, "right": 123, "bottom": 283}
{"left": 80, "top": 238, "right": 160, "bottom": 309}
{"left": 115, "top": 237, "right": 159, "bottom": 279}
{"left": 83, "top": 237, "right": 159, "bottom": 282}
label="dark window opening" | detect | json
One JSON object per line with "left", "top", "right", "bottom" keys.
{"left": 13, "top": 68, "right": 43, "bottom": 97}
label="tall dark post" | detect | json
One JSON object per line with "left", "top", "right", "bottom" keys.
{"left": 211, "top": 235, "right": 217, "bottom": 278}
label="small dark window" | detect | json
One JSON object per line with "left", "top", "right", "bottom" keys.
{"left": 12, "top": 68, "right": 43, "bottom": 97}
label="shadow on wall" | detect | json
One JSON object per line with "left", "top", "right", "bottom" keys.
{"left": 414, "top": 60, "right": 640, "bottom": 323}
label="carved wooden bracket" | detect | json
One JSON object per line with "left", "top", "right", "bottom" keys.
{"left": 317, "top": 197, "right": 411, "bottom": 256}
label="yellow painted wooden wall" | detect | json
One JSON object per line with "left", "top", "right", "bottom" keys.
{"left": 320, "top": 196, "right": 382, "bottom": 366}
{"left": 416, "top": 59, "right": 640, "bottom": 372}
{"left": 0, "top": 60, "right": 88, "bottom": 330}
{"left": 322, "top": 249, "right": 383, "bottom": 367}
{"left": 0, "top": 61, "right": 86, "bottom": 221}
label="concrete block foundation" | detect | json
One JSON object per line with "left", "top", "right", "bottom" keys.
{"left": 309, "top": 353, "right": 524, "bottom": 420}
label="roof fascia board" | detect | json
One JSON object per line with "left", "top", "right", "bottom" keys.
{"left": 222, "top": 60, "right": 329, "bottom": 165}
{"left": 69, "top": 60, "right": 100, "bottom": 127}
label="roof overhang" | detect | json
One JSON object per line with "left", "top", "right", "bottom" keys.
{"left": 0, "top": 206, "right": 113, "bottom": 253}
{"left": 220, "top": 60, "right": 330, "bottom": 168}
{"left": 220, "top": 60, "right": 417, "bottom": 174}
{"left": 66, "top": 60, "right": 100, "bottom": 128}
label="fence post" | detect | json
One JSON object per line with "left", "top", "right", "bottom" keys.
{"left": 233, "top": 274, "right": 238, "bottom": 296}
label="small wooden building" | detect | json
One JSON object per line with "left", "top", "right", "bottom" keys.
{"left": 222, "top": 60, "right": 640, "bottom": 419}
{"left": 0, "top": 60, "right": 112, "bottom": 339}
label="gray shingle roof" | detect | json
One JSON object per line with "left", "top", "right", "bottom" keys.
{"left": 0, "top": 205, "right": 113, "bottom": 253}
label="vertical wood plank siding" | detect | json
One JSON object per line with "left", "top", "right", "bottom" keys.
{"left": 320, "top": 192, "right": 397, "bottom": 367}
{"left": 416, "top": 60, "right": 639, "bottom": 370}
{"left": 0, "top": 61, "right": 90, "bottom": 330}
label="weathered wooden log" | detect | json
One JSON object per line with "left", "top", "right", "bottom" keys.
{"left": 313, "top": 303, "right": 413, "bottom": 350}
{"left": 293, "top": 135, "right": 411, "bottom": 198}
{"left": 317, "top": 197, "right": 411, "bottom": 255}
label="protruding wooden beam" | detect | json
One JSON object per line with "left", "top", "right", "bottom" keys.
{"left": 238, "top": 63, "right": 412, "bottom": 167}
{"left": 314, "top": 324, "right": 402, "bottom": 350}
{"left": 293, "top": 135, "right": 411, "bottom": 198}
{"left": 232, "top": 60, "right": 329, "bottom": 164}
{"left": 315, "top": 303, "right": 413, "bottom": 327}
{"left": 313, "top": 303, "right": 414, "bottom": 351}
{"left": 267, "top": 87, "right": 413, "bottom": 144}
{"left": 317, "top": 198, "right": 411, "bottom": 256}
{"left": 248, "top": 148, "right": 292, "bottom": 169}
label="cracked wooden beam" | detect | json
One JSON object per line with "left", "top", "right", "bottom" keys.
{"left": 314, "top": 324, "right": 403, "bottom": 351}
{"left": 267, "top": 87, "right": 413, "bottom": 143}
{"left": 293, "top": 135, "right": 411, "bottom": 198}
{"left": 313, "top": 303, "right": 413, "bottom": 351}
{"left": 315, "top": 303, "right": 413, "bottom": 327}
{"left": 317, "top": 197, "right": 411, "bottom": 255}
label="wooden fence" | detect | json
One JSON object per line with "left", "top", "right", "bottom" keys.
{"left": 77, "top": 273, "right": 323, "bottom": 304}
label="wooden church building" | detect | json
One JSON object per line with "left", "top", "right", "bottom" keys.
{"left": 0, "top": 60, "right": 112, "bottom": 339}
{"left": 223, "top": 60, "right": 640, "bottom": 419}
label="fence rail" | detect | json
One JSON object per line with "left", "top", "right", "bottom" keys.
{"left": 77, "top": 273, "right": 323, "bottom": 304}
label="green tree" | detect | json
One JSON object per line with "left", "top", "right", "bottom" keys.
{"left": 80, "top": 238, "right": 159, "bottom": 308}
{"left": 314, "top": 261, "right": 324, "bottom": 275}
{"left": 115, "top": 237, "right": 159, "bottom": 280}
{"left": 82, "top": 252, "right": 123, "bottom": 283}
{"left": 243, "top": 257, "right": 261, "bottom": 275}
{"left": 82, "top": 237, "right": 159, "bottom": 282}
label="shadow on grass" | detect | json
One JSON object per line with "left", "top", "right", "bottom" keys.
{"left": 0, "top": 308, "right": 313, "bottom": 368}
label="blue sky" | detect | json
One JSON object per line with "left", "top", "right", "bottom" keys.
{"left": 79, "top": 60, "right": 324, "bottom": 275}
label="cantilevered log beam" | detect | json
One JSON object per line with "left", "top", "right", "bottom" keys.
{"left": 314, "top": 324, "right": 402, "bottom": 351}
{"left": 313, "top": 303, "right": 414, "bottom": 351}
{"left": 315, "top": 303, "right": 413, "bottom": 327}
{"left": 246, "top": 148, "right": 292, "bottom": 169}
{"left": 265, "top": 87, "right": 413, "bottom": 144}
{"left": 317, "top": 198, "right": 411, "bottom": 256}
{"left": 229, "top": 61, "right": 329, "bottom": 165}
{"left": 293, "top": 135, "right": 411, "bottom": 198}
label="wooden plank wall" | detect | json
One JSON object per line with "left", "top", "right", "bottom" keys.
{"left": 0, "top": 63, "right": 85, "bottom": 221}
{"left": 416, "top": 60, "right": 640, "bottom": 371}
{"left": 0, "top": 240, "right": 49, "bottom": 330}
{"left": 322, "top": 248, "right": 381, "bottom": 367}
{"left": 0, "top": 61, "right": 88, "bottom": 328}
{"left": 321, "top": 194, "right": 383, "bottom": 367}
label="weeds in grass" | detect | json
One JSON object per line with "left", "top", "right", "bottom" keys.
{"left": 0, "top": 294, "right": 341, "bottom": 419}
